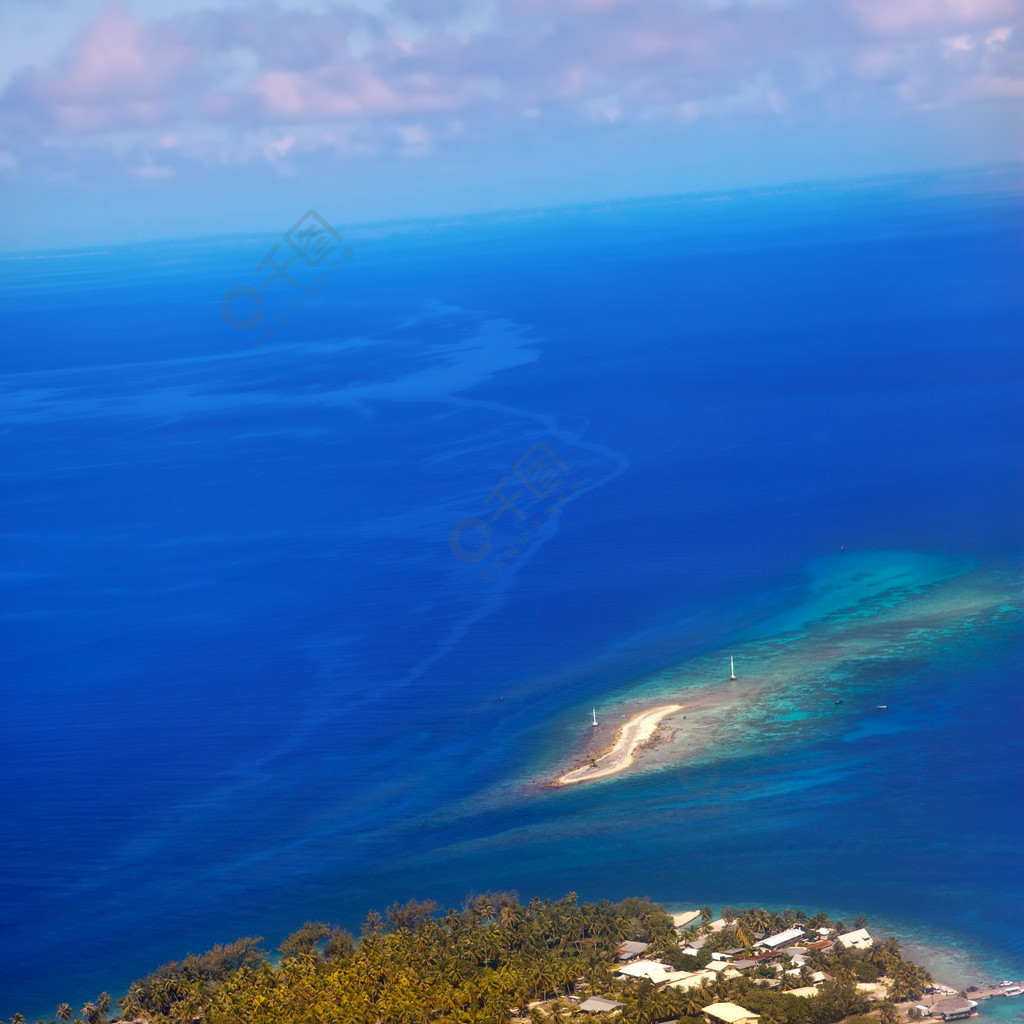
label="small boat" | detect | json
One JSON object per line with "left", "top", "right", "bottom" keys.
{"left": 1004, "top": 987, "right": 1022, "bottom": 997}
{"left": 876, "top": 705, "right": 888, "bottom": 710}
{"left": 592, "top": 708, "right": 598, "bottom": 727}
{"left": 835, "top": 700, "right": 843, "bottom": 705}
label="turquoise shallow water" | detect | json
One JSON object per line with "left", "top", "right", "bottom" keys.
{"left": 521, "top": 551, "right": 1017, "bottom": 786}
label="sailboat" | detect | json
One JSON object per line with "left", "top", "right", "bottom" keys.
{"left": 730, "top": 656, "right": 736, "bottom": 681}
{"left": 592, "top": 708, "right": 598, "bottom": 727}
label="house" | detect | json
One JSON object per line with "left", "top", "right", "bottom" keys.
{"left": 616, "top": 940, "right": 651, "bottom": 961}
{"left": 668, "top": 970, "right": 718, "bottom": 991}
{"left": 661, "top": 971, "right": 700, "bottom": 985}
{"left": 706, "top": 961, "right": 741, "bottom": 978}
{"left": 805, "top": 938, "right": 833, "bottom": 952}
{"left": 712, "top": 949, "right": 744, "bottom": 961}
{"left": 579, "top": 996, "right": 626, "bottom": 1013}
{"left": 706, "top": 960, "right": 730, "bottom": 972}
{"left": 616, "top": 960, "right": 677, "bottom": 984}
{"left": 747, "top": 949, "right": 782, "bottom": 964}
{"left": 758, "top": 927, "right": 806, "bottom": 949}
{"left": 731, "top": 960, "right": 759, "bottom": 972}
{"left": 787, "top": 987, "right": 820, "bottom": 998}
{"left": 930, "top": 997, "right": 978, "bottom": 1021}
{"left": 702, "top": 1001, "right": 760, "bottom": 1024}
{"left": 836, "top": 928, "right": 873, "bottom": 950}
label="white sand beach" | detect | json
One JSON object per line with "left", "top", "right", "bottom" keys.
{"left": 556, "top": 704, "right": 684, "bottom": 785}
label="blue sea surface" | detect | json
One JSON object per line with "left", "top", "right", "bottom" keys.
{"left": 1, "top": 170, "right": 1022, "bottom": 1019}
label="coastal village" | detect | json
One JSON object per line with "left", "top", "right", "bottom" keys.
{"left": 19, "top": 896, "right": 1022, "bottom": 1024}
{"left": 520, "top": 906, "right": 1021, "bottom": 1024}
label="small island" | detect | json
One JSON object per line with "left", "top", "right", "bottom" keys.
{"left": 557, "top": 704, "right": 685, "bottom": 785}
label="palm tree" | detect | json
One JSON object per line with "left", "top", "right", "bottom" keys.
{"left": 56, "top": 1006, "right": 72, "bottom": 1024}
{"left": 878, "top": 1000, "right": 900, "bottom": 1024}
{"left": 745, "top": 907, "right": 768, "bottom": 933}
{"left": 95, "top": 994, "right": 110, "bottom": 1022}
{"left": 699, "top": 906, "right": 713, "bottom": 930}
{"left": 682, "top": 993, "right": 705, "bottom": 1017}
{"left": 889, "top": 961, "right": 932, "bottom": 1003}
{"left": 117, "top": 987, "right": 144, "bottom": 1020}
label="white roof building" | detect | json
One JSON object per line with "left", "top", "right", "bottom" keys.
{"left": 837, "top": 928, "right": 873, "bottom": 950}
{"left": 703, "top": 1001, "right": 760, "bottom": 1024}
{"left": 616, "top": 960, "right": 677, "bottom": 983}
{"left": 706, "top": 960, "right": 741, "bottom": 976}
{"left": 669, "top": 969, "right": 718, "bottom": 991}
{"left": 758, "top": 927, "right": 806, "bottom": 949}
{"left": 579, "top": 996, "right": 626, "bottom": 1013}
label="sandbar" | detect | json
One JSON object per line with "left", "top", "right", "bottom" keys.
{"left": 556, "top": 704, "right": 684, "bottom": 785}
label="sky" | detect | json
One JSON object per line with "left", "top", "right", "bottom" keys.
{"left": 0, "top": 0, "right": 1022, "bottom": 250}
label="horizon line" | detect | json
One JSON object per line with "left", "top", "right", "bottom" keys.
{"left": 1, "top": 159, "right": 1021, "bottom": 259}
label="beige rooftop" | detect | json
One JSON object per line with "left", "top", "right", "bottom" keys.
{"left": 702, "top": 1001, "right": 760, "bottom": 1024}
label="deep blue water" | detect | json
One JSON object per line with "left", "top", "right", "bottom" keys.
{"left": 1, "top": 171, "right": 1023, "bottom": 1019}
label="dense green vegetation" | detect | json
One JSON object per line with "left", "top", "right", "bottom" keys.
{"left": 20, "top": 895, "right": 937, "bottom": 1024}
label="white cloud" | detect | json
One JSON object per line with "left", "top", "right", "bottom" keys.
{"left": 943, "top": 34, "right": 977, "bottom": 56}
{"left": 0, "top": 0, "right": 1019, "bottom": 181}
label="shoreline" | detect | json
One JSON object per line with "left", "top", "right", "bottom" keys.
{"left": 662, "top": 900, "right": 1024, "bottom": 1013}
{"left": 555, "top": 704, "right": 684, "bottom": 785}
{"left": 540, "top": 560, "right": 1019, "bottom": 793}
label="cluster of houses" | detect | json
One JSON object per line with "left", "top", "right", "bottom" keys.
{"left": 573, "top": 912, "right": 976, "bottom": 1023}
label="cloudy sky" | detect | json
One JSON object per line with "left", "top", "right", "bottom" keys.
{"left": 1, "top": 0, "right": 1021, "bottom": 249}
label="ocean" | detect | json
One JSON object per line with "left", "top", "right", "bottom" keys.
{"left": 1, "top": 169, "right": 1022, "bottom": 1020}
